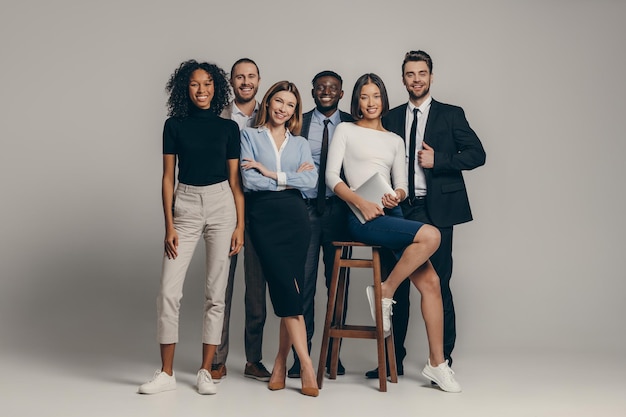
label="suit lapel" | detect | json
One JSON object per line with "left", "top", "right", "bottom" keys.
{"left": 303, "top": 110, "right": 351, "bottom": 139}
{"left": 423, "top": 99, "right": 439, "bottom": 146}
{"left": 301, "top": 111, "right": 313, "bottom": 138}
{"left": 421, "top": 100, "right": 441, "bottom": 182}
{"left": 340, "top": 111, "right": 352, "bottom": 123}
{"left": 399, "top": 104, "right": 409, "bottom": 141}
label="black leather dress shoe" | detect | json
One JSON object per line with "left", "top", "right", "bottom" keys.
{"left": 364, "top": 364, "right": 404, "bottom": 379}
{"left": 326, "top": 359, "right": 345, "bottom": 376}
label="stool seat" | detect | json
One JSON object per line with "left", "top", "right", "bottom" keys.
{"left": 317, "top": 241, "right": 397, "bottom": 392}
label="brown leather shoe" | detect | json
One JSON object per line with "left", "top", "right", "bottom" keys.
{"left": 244, "top": 362, "right": 271, "bottom": 382}
{"left": 210, "top": 363, "right": 227, "bottom": 383}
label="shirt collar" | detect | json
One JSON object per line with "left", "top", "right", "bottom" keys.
{"left": 312, "top": 108, "right": 341, "bottom": 126}
{"left": 232, "top": 101, "right": 259, "bottom": 117}
{"left": 257, "top": 125, "right": 291, "bottom": 138}
{"left": 407, "top": 94, "right": 433, "bottom": 114}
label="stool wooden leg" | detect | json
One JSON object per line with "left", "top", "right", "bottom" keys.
{"left": 386, "top": 328, "right": 398, "bottom": 383}
{"left": 317, "top": 246, "right": 343, "bottom": 389}
{"left": 329, "top": 246, "right": 348, "bottom": 379}
{"left": 378, "top": 248, "right": 398, "bottom": 384}
{"left": 320, "top": 242, "right": 395, "bottom": 392}
{"left": 372, "top": 247, "right": 387, "bottom": 392}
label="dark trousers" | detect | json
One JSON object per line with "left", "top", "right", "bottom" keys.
{"left": 213, "top": 227, "right": 268, "bottom": 365}
{"left": 242, "top": 228, "right": 267, "bottom": 363}
{"left": 292, "top": 197, "right": 349, "bottom": 364}
{"left": 385, "top": 199, "right": 456, "bottom": 365}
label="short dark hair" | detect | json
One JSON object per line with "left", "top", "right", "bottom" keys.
{"left": 254, "top": 81, "right": 303, "bottom": 135}
{"left": 230, "top": 57, "right": 260, "bottom": 79}
{"left": 311, "top": 70, "right": 343, "bottom": 87}
{"left": 350, "top": 73, "right": 390, "bottom": 120}
{"left": 165, "top": 60, "right": 230, "bottom": 118}
{"left": 402, "top": 50, "right": 433, "bottom": 74}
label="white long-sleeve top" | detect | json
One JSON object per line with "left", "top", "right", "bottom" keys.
{"left": 325, "top": 122, "right": 408, "bottom": 195}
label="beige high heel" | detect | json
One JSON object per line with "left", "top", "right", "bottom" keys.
{"left": 300, "top": 386, "right": 319, "bottom": 397}
{"left": 268, "top": 371, "right": 286, "bottom": 391}
{"left": 299, "top": 366, "right": 319, "bottom": 397}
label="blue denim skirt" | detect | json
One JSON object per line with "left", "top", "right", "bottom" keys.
{"left": 348, "top": 206, "right": 424, "bottom": 258}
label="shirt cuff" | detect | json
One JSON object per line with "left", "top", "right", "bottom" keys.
{"left": 276, "top": 171, "right": 287, "bottom": 190}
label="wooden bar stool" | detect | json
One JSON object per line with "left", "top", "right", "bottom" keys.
{"left": 317, "top": 241, "right": 397, "bottom": 392}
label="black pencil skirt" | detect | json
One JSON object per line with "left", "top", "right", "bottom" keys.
{"left": 246, "top": 189, "right": 312, "bottom": 317}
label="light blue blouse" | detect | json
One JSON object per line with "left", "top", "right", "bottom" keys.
{"left": 240, "top": 126, "right": 317, "bottom": 193}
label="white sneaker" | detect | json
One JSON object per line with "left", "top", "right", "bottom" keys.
{"left": 366, "top": 285, "right": 396, "bottom": 333}
{"left": 138, "top": 370, "right": 176, "bottom": 394}
{"left": 197, "top": 369, "right": 217, "bottom": 395}
{"left": 421, "top": 359, "right": 461, "bottom": 393}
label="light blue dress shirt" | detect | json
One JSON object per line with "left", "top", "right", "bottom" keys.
{"left": 301, "top": 109, "right": 341, "bottom": 199}
{"left": 240, "top": 126, "right": 318, "bottom": 193}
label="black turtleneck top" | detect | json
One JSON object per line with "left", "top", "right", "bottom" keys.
{"left": 163, "top": 107, "right": 240, "bottom": 186}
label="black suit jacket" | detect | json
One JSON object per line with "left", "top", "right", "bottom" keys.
{"left": 383, "top": 100, "right": 486, "bottom": 228}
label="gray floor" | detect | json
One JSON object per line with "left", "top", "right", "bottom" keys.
{"left": 3, "top": 253, "right": 624, "bottom": 416}
{"left": 4, "top": 343, "right": 625, "bottom": 417}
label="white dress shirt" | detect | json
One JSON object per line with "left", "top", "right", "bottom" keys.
{"left": 405, "top": 95, "right": 432, "bottom": 197}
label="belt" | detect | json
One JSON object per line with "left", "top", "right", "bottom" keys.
{"left": 404, "top": 195, "right": 427, "bottom": 206}
{"left": 303, "top": 195, "right": 339, "bottom": 206}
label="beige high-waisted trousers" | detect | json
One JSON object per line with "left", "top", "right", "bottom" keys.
{"left": 157, "top": 181, "right": 236, "bottom": 345}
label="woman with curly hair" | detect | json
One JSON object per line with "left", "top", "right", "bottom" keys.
{"left": 139, "top": 60, "right": 245, "bottom": 395}
{"left": 240, "top": 81, "right": 319, "bottom": 397}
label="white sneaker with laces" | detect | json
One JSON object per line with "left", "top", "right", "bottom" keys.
{"left": 138, "top": 370, "right": 176, "bottom": 394}
{"left": 421, "top": 359, "right": 461, "bottom": 393}
{"left": 197, "top": 369, "right": 217, "bottom": 395}
{"left": 366, "top": 285, "right": 396, "bottom": 333}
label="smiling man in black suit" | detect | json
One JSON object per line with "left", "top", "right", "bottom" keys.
{"left": 366, "top": 50, "right": 486, "bottom": 380}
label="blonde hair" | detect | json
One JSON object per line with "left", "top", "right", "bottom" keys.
{"left": 254, "top": 80, "right": 302, "bottom": 135}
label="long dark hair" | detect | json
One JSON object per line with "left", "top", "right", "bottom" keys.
{"left": 350, "top": 73, "right": 390, "bottom": 120}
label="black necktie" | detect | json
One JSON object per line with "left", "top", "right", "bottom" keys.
{"left": 316, "top": 119, "right": 331, "bottom": 215}
{"left": 408, "top": 108, "right": 418, "bottom": 201}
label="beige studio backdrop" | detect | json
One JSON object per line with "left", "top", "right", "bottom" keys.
{"left": 1, "top": 0, "right": 625, "bottom": 382}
